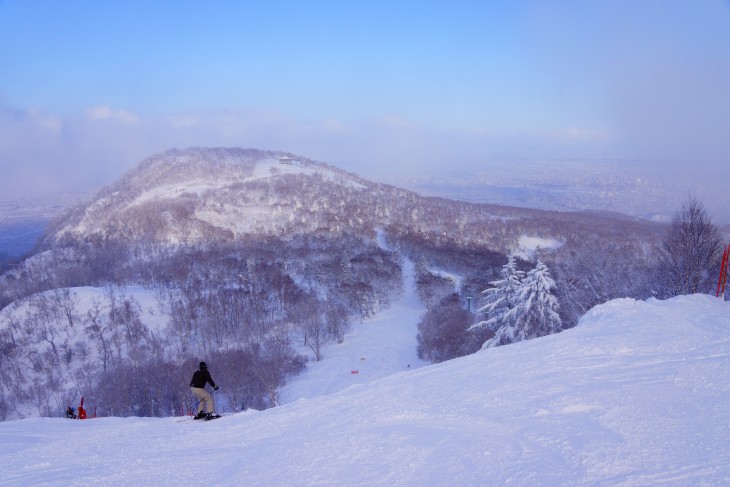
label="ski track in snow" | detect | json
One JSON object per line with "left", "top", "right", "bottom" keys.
{"left": 280, "top": 251, "right": 429, "bottom": 404}
{"left": 2, "top": 289, "right": 730, "bottom": 484}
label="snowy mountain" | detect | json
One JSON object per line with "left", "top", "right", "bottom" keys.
{"left": 1, "top": 294, "right": 729, "bottom": 486}
{"left": 22, "top": 147, "right": 664, "bottom": 322}
{"left": 0, "top": 146, "right": 675, "bottom": 423}
{"left": 44, "top": 148, "right": 376, "bottom": 245}
{"left": 39, "top": 147, "right": 664, "bottom": 260}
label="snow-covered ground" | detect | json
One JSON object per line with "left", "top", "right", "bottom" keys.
{"left": 513, "top": 235, "right": 564, "bottom": 260}
{"left": 280, "top": 255, "right": 429, "bottom": 403}
{"left": 2, "top": 294, "right": 729, "bottom": 486}
{"left": 280, "top": 229, "right": 430, "bottom": 402}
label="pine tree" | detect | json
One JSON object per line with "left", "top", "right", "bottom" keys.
{"left": 484, "top": 259, "right": 562, "bottom": 348}
{"left": 470, "top": 255, "right": 524, "bottom": 334}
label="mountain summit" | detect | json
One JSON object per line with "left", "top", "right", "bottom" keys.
{"left": 46, "top": 148, "right": 383, "bottom": 246}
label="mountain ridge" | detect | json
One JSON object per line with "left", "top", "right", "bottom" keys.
{"left": 42, "top": 147, "right": 665, "bottom": 258}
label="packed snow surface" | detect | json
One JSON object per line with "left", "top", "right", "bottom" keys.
{"left": 2, "top": 294, "right": 730, "bottom": 486}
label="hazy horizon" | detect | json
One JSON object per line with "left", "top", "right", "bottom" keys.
{"left": 1, "top": 1, "right": 729, "bottom": 222}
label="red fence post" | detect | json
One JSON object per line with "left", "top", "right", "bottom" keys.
{"left": 717, "top": 245, "right": 730, "bottom": 299}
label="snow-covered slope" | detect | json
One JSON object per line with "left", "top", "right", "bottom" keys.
{"left": 36, "top": 147, "right": 663, "bottom": 267}
{"left": 2, "top": 294, "right": 729, "bottom": 486}
{"left": 45, "top": 148, "right": 379, "bottom": 244}
{"left": 280, "top": 255, "right": 430, "bottom": 403}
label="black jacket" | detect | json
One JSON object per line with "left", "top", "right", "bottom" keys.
{"left": 190, "top": 369, "right": 216, "bottom": 389}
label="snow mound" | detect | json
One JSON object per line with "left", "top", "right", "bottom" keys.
{"left": 514, "top": 234, "right": 563, "bottom": 259}
{"left": 1, "top": 294, "right": 729, "bottom": 486}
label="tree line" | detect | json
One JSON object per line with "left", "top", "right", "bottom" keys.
{"left": 415, "top": 196, "right": 726, "bottom": 363}
{"left": 0, "top": 234, "right": 402, "bottom": 420}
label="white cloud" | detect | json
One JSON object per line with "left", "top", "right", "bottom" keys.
{"left": 86, "top": 106, "right": 139, "bottom": 124}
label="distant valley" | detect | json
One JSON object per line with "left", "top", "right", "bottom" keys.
{"left": 0, "top": 194, "right": 90, "bottom": 265}
{"left": 0, "top": 218, "right": 46, "bottom": 263}
{"left": 397, "top": 159, "right": 729, "bottom": 226}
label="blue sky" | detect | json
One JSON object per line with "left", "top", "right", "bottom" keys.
{"left": 1, "top": 1, "right": 729, "bottom": 208}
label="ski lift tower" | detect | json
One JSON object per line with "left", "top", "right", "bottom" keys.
{"left": 717, "top": 244, "right": 730, "bottom": 300}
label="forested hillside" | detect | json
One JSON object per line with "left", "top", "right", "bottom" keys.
{"left": 0, "top": 147, "right": 668, "bottom": 420}
{"left": 21, "top": 147, "right": 666, "bottom": 322}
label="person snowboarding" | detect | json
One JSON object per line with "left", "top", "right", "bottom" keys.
{"left": 190, "top": 361, "right": 220, "bottom": 420}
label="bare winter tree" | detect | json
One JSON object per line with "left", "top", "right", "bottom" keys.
{"left": 417, "top": 294, "right": 482, "bottom": 363}
{"left": 325, "top": 300, "right": 350, "bottom": 344}
{"left": 84, "top": 299, "right": 113, "bottom": 373}
{"left": 657, "top": 196, "right": 724, "bottom": 298}
{"left": 297, "top": 296, "right": 328, "bottom": 362}
{"left": 211, "top": 349, "right": 263, "bottom": 412}
{"left": 554, "top": 241, "right": 653, "bottom": 326}
{"left": 52, "top": 288, "right": 79, "bottom": 328}
{"left": 251, "top": 333, "right": 306, "bottom": 407}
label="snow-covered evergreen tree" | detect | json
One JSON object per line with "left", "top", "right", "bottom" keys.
{"left": 470, "top": 255, "right": 524, "bottom": 334}
{"left": 483, "top": 259, "right": 562, "bottom": 348}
